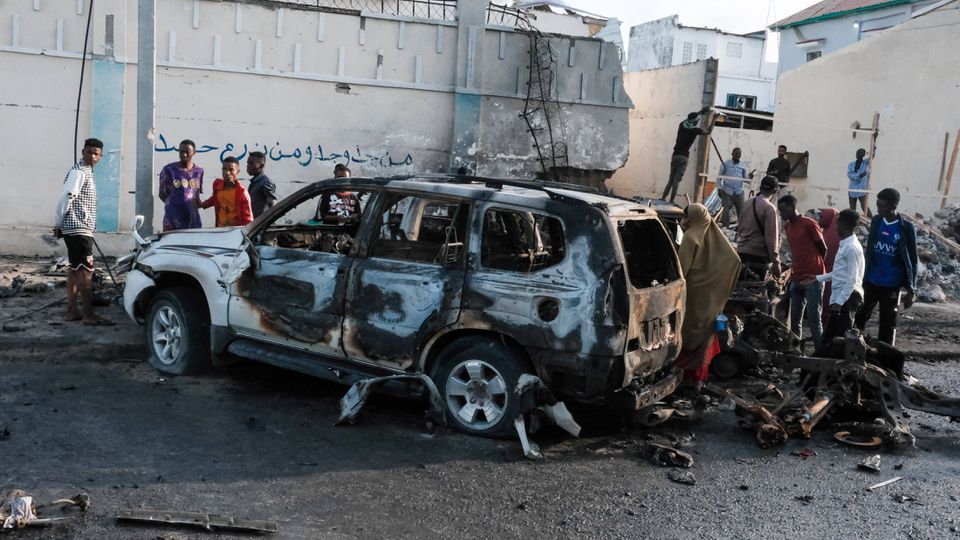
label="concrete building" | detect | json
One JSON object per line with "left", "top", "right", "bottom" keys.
{"left": 626, "top": 15, "right": 777, "bottom": 112}
{"left": 770, "top": 0, "right": 938, "bottom": 75}
{"left": 772, "top": 0, "right": 960, "bottom": 217}
{"left": 0, "top": 0, "right": 631, "bottom": 254}
{"left": 513, "top": 1, "right": 627, "bottom": 69}
{"left": 609, "top": 59, "right": 779, "bottom": 202}
{"left": 514, "top": 0, "right": 607, "bottom": 36}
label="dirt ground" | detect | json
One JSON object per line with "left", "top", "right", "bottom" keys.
{"left": 1, "top": 256, "right": 960, "bottom": 539}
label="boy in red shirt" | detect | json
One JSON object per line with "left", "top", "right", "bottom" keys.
{"left": 778, "top": 194, "right": 827, "bottom": 348}
{"left": 198, "top": 156, "right": 253, "bottom": 227}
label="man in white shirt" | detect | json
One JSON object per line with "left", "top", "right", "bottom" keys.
{"left": 815, "top": 209, "right": 864, "bottom": 344}
{"left": 54, "top": 138, "right": 113, "bottom": 326}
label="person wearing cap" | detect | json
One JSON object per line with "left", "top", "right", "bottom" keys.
{"left": 662, "top": 106, "right": 712, "bottom": 202}
{"left": 735, "top": 175, "right": 782, "bottom": 278}
{"left": 854, "top": 188, "right": 918, "bottom": 345}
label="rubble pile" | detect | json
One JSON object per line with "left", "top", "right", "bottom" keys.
{"left": 910, "top": 211, "right": 960, "bottom": 301}
{"left": 930, "top": 205, "right": 960, "bottom": 243}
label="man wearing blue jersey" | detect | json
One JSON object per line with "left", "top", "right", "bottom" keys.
{"left": 854, "top": 188, "right": 917, "bottom": 345}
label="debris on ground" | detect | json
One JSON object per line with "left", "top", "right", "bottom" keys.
{"left": 893, "top": 493, "right": 915, "bottom": 503}
{"left": 909, "top": 211, "right": 960, "bottom": 299}
{"left": 859, "top": 454, "right": 882, "bottom": 473}
{"left": 0, "top": 276, "right": 25, "bottom": 298}
{"left": 637, "top": 395, "right": 707, "bottom": 426}
{"left": 791, "top": 448, "right": 818, "bottom": 459}
{"left": 512, "top": 374, "right": 582, "bottom": 460}
{"left": 1, "top": 489, "right": 90, "bottom": 529}
{"left": 644, "top": 442, "right": 695, "bottom": 468}
{"left": 116, "top": 509, "right": 277, "bottom": 533}
{"left": 795, "top": 495, "right": 815, "bottom": 504}
{"left": 667, "top": 469, "right": 696, "bottom": 486}
{"left": 709, "top": 315, "right": 960, "bottom": 449}
{"left": 867, "top": 477, "right": 903, "bottom": 491}
{"left": 335, "top": 374, "right": 444, "bottom": 429}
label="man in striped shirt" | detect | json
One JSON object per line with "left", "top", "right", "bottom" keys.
{"left": 53, "top": 138, "right": 113, "bottom": 325}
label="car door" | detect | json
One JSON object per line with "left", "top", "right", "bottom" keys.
{"left": 227, "top": 186, "right": 371, "bottom": 359}
{"left": 342, "top": 191, "right": 469, "bottom": 370}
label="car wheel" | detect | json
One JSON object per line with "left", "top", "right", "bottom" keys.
{"left": 432, "top": 338, "right": 528, "bottom": 438}
{"left": 145, "top": 287, "right": 210, "bottom": 375}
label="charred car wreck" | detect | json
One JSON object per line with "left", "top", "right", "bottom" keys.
{"left": 122, "top": 176, "right": 686, "bottom": 437}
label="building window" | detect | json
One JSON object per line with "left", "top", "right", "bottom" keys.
{"left": 681, "top": 41, "right": 693, "bottom": 63}
{"left": 726, "top": 93, "right": 757, "bottom": 110}
{"left": 806, "top": 50, "right": 822, "bottom": 62}
{"left": 696, "top": 43, "right": 708, "bottom": 60}
{"left": 726, "top": 42, "right": 742, "bottom": 58}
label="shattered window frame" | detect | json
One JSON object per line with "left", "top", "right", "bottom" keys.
{"left": 365, "top": 190, "right": 470, "bottom": 267}
{"left": 248, "top": 186, "right": 374, "bottom": 256}
{"left": 617, "top": 218, "right": 681, "bottom": 288}
{"left": 479, "top": 207, "right": 566, "bottom": 273}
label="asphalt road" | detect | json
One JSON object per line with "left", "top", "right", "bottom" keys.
{"left": 1, "top": 345, "right": 959, "bottom": 539}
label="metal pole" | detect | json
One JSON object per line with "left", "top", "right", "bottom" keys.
{"left": 136, "top": 0, "right": 156, "bottom": 235}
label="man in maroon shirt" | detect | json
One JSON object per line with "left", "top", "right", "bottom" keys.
{"left": 778, "top": 194, "right": 827, "bottom": 348}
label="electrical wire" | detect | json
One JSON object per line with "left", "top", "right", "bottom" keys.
{"left": 74, "top": 0, "right": 94, "bottom": 162}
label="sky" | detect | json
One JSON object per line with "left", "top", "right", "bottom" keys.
{"left": 563, "top": 0, "right": 823, "bottom": 61}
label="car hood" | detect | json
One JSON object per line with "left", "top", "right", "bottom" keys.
{"left": 144, "top": 227, "right": 247, "bottom": 257}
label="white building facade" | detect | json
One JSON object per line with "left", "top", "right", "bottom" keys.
{"left": 770, "top": 0, "right": 938, "bottom": 75}
{"left": 0, "top": 0, "right": 631, "bottom": 254}
{"left": 626, "top": 15, "right": 777, "bottom": 112}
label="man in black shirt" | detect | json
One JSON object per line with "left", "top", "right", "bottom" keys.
{"left": 766, "top": 145, "right": 808, "bottom": 185}
{"left": 662, "top": 106, "right": 712, "bottom": 202}
{"left": 767, "top": 145, "right": 791, "bottom": 184}
{"left": 246, "top": 151, "right": 277, "bottom": 218}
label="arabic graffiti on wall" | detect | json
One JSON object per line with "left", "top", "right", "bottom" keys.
{"left": 153, "top": 134, "right": 415, "bottom": 168}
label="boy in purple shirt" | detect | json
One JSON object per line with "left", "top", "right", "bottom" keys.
{"left": 159, "top": 139, "right": 204, "bottom": 231}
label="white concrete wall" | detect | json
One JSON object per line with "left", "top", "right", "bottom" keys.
{"left": 0, "top": 0, "right": 631, "bottom": 255}
{"left": 775, "top": 1, "right": 936, "bottom": 75}
{"left": 523, "top": 10, "right": 591, "bottom": 37}
{"left": 627, "top": 16, "right": 775, "bottom": 111}
{"left": 710, "top": 126, "right": 778, "bottom": 188}
{"left": 608, "top": 61, "right": 710, "bottom": 199}
{"left": 716, "top": 73, "right": 776, "bottom": 112}
{"left": 626, "top": 15, "right": 677, "bottom": 71}
{"left": 773, "top": 2, "right": 960, "bottom": 217}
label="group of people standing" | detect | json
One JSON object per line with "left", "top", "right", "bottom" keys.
{"left": 159, "top": 139, "right": 279, "bottom": 231}
{"left": 674, "top": 174, "right": 918, "bottom": 388}
{"left": 52, "top": 137, "right": 357, "bottom": 325}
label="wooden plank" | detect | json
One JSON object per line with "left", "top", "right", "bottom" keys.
{"left": 116, "top": 509, "right": 277, "bottom": 533}
{"left": 941, "top": 127, "right": 960, "bottom": 209}
{"left": 863, "top": 112, "right": 880, "bottom": 216}
{"left": 938, "top": 132, "right": 950, "bottom": 191}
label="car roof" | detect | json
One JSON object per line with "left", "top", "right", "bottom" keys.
{"left": 297, "top": 174, "right": 656, "bottom": 216}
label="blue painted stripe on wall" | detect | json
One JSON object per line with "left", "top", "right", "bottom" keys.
{"left": 91, "top": 59, "right": 125, "bottom": 232}
{"left": 451, "top": 92, "right": 481, "bottom": 172}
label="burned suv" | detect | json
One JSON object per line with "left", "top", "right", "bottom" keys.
{"left": 123, "top": 176, "right": 685, "bottom": 437}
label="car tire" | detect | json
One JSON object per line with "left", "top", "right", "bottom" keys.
{"left": 432, "top": 338, "right": 529, "bottom": 439}
{"left": 145, "top": 287, "right": 210, "bottom": 375}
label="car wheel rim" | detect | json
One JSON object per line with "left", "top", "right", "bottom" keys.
{"left": 445, "top": 359, "right": 508, "bottom": 431}
{"left": 151, "top": 305, "right": 183, "bottom": 366}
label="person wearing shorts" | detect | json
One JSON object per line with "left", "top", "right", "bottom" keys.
{"left": 53, "top": 138, "right": 113, "bottom": 325}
